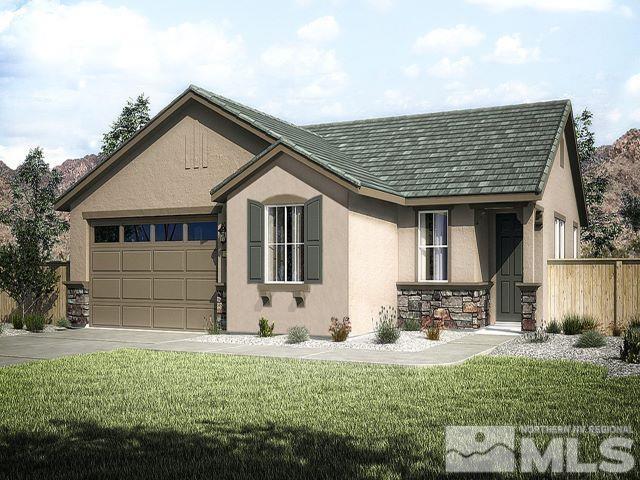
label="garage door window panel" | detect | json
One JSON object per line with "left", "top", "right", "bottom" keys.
{"left": 95, "top": 225, "right": 119, "bottom": 243}
{"left": 188, "top": 221, "right": 217, "bottom": 241}
{"left": 124, "top": 224, "right": 151, "bottom": 242}
{"left": 156, "top": 223, "right": 184, "bottom": 242}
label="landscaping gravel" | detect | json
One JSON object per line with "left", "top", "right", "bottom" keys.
{"left": 0, "top": 324, "right": 59, "bottom": 336}
{"left": 488, "top": 333, "right": 640, "bottom": 377}
{"left": 192, "top": 329, "right": 472, "bottom": 352}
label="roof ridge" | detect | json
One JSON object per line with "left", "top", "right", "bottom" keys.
{"left": 304, "top": 99, "right": 571, "bottom": 129}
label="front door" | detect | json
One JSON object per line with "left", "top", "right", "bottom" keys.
{"left": 496, "top": 213, "right": 523, "bottom": 322}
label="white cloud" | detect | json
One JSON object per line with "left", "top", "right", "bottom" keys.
{"left": 0, "top": 0, "right": 254, "bottom": 168}
{"left": 446, "top": 81, "right": 548, "bottom": 107}
{"left": 297, "top": 15, "right": 340, "bottom": 43}
{"left": 403, "top": 64, "right": 421, "bottom": 78}
{"left": 427, "top": 57, "right": 472, "bottom": 78}
{"left": 466, "top": 0, "right": 614, "bottom": 12}
{"left": 364, "top": 0, "right": 394, "bottom": 12}
{"left": 626, "top": 73, "right": 640, "bottom": 94}
{"left": 489, "top": 34, "right": 540, "bottom": 64}
{"left": 618, "top": 5, "right": 633, "bottom": 17}
{"left": 414, "top": 24, "right": 484, "bottom": 54}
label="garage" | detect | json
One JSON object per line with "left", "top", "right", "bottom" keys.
{"left": 89, "top": 217, "right": 217, "bottom": 330}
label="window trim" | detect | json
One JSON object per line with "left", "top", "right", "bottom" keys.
{"left": 573, "top": 222, "right": 579, "bottom": 259}
{"left": 554, "top": 216, "right": 566, "bottom": 259}
{"left": 417, "top": 209, "right": 449, "bottom": 283}
{"left": 264, "top": 204, "right": 305, "bottom": 284}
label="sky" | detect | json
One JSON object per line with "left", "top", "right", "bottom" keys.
{"left": 0, "top": 0, "right": 639, "bottom": 168}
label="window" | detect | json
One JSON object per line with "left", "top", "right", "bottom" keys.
{"left": 573, "top": 225, "right": 579, "bottom": 258}
{"left": 418, "top": 211, "right": 448, "bottom": 281}
{"left": 156, "top": 223, "right": 183, "bottom": 242}
{"left": 266, "top": 205, "right": 304, "bottom": 283}
{"left": 187, "top": 221, "right": 217, "bottom": 241}
{"left": 124, "top": 224, "right": 151, "bottom": 242}
{"left": 94, "top": 225, "right": 119, "bottom": 243}
{"left": 554, "top": 217, "right": 565, "bottom": 259}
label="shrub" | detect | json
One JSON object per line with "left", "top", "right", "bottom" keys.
{"left": 620, "top": 325, "right": 640, "bottom": 364}
{"left": 574, "top": 329, "right": 606, "bottom": 348}
{"left": 561, "top": 314, "right": 598, "bottom": 335}
{"left": 612, "top": 325, "right": 624, "bottom": 337}
{"left": 402, "top": 316, "right": 422, "bottom": 332}
{"left": 524, "top": 328, "right": 549, "bottom": 343}
{"left": 10, "top": 314, "right": 23, "bottom": 330}
{"left": 374, "top": 306, "right": 400, "bottom": 344}
{"left": 55, "top": 317, "right": 71, "bottom": 329}
{"left": 421, "top": 315, "right": 443, "bottom": 341}
{"left": 545, "top": 319, "right": 561, "bottom": 334}
{"left": 0, "top": 322, "right": 4, "bottom": 335}
{"left": 329, "top": 316, "right": 351, "bottom": 342}
{"left": 205, "top": 315, "right": 221, "bottom": 335}
{"left": 258, "top": 317, "right": 274, "bottom": 337}
{"left": 287, "top": 326, "right": 309, "bottom": 344}
{"left": 24, "top": 314, "right": 45, "bottom": 332}
{"left": 627, "top": 315, "right": 640, "bottom": 330}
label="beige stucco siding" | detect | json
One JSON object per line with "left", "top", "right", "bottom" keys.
{"left": 397, "top": 205, "right": 488, "bottom": 283}
{"left": 347, "top": 193, "right": 398, "bottom": 335}
{"left": 225, "top": 153, "right": 350, "bottom": 336}
{"left": 537, "top": 131, "right": 582, "bottom": 322}
{"left": 67, "top": 100, "right": 267, "bottom": 281}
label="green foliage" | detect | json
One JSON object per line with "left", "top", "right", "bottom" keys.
{"left": 55, "top": 317, "right": 71, "bottom": 329}
{"left": 0, "top": 148, "right": 68, "bottom": 318}
{"left": 561, "top": 314, "right": 597, "bottom": 335}
{"left": 620, "top": 326, "right": 640, "bottom": 364}
{"left": 524, "top": 328, "right": 550, "bottom": 343}
{"left": 575, "top": 109, "right": 622, "bottom": 257}
{"left": 545, "top": 319, "right": 561, "bottom": 334}
{"left": 24, "top": 314, "right": 45, "bottom": 332}
{"left": 374, "top": 306, "right": 400, "bottom": 344}
{"left": 329, "top": 316, "right": 351, "bottom": 342}
{"left": 574, "top": 329, "right": 606, "bottom": 348}
{"left": 100, "top": 94, "right": 151, "bottom": 157}
{"left": 10, "top": 313, "right": 23, "bottom": 330}
{"left": 620, "top": 191, "right": 640, "bottom": 232}
{"left": 401, "top": 316, "right": 422, "bottom": 331}
{"left": 205, "top": 315, "right": 221, "bottom": 335}
{"left": 287, "top": 326, "right": 310, "bottom": 344}
{"left": 258, "top": 317, "right": 274, "bottom": 337}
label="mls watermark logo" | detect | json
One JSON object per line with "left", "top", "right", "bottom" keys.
{"left": 445, "top": 425, "right": 635, "bottom": 474}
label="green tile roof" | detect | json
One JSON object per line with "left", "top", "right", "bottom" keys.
{"left": 195, "top": 86, "right": 571, "bottom": 199}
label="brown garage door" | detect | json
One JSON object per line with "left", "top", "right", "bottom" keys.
{"left": 89, "top": 218, "right": 217, "bottom": 330}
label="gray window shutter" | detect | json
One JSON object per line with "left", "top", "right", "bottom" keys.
{"left": 304, "top": 196, "right": 322, "bottom": 283}
{"left": 247, "top": 200, "right": 264, "bottom": 283}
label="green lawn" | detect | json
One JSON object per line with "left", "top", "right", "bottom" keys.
{"left": 0, "top": 350, "right": 638, "bottom": 479}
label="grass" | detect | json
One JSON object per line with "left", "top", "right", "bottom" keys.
{"left": 0, "top": 350, "right": 638, "bottom": 479}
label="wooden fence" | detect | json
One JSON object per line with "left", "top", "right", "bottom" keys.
{"left": 547, "top": 259, "right": 640, "bottom": 333}
{"left": 0, "top": 261, "right": 69, "bottom": 322}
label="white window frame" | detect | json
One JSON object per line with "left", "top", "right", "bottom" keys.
{"left": 573, "top": 225, "right": 579, "bottom": 258}
{"left": 418, "top": 210, "right": 449, "bottom": 282}
{"left": 264, "top": 204, "right": 304, "bottom": 284}
{"left": 554, "top": 217, "right": 565, "bottom": 259}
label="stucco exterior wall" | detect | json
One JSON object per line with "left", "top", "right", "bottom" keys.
{"left": 537, "top": 130, "right": 582, "bottom": 322}
{"left": 347, "top": 193, "right": 398, "bottom": 335}
{"left": 67, "top": 100, "right": 267, "bottom": 281}
{"left": 225, "top": 153, "right": 350, "bottom": 336}
{"left": 397, "top": 204, "right": 488, "bottom": 283}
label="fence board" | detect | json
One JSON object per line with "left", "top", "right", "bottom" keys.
{"left": 0, "top": 262, "right": 69, "bottom": 322}
{"left": 547, "top": 259, "right": 640, "bottom": 333}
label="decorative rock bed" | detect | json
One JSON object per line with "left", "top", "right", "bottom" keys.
{"left": 192, "top": 329, "right": 472, "bottom": 352}
{"left": 488, "top": 334, "right": 640, "bottom": 377}
{"left": 0, "top": 324, "right": 59, "bottom": 336}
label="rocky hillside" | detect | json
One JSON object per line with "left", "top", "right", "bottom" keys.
{"left": 0, "top": 154, "right": 100, "bottom": 259}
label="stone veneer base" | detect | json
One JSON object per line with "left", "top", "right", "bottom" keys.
{"left": 67, "top": 285, "right": 89, "bottom": 328}
{"left": 397, "top": 285, "right": 490, "bottom": 329}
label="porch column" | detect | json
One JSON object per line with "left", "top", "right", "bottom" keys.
{"left": 520, "top": 203, "right": 538, "bottom": 331}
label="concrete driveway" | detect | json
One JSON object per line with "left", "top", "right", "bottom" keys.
{"left": 0, "top": 328, "right": 205, "bottom": 366}
{"left": 0, "top": 327, "right": 513, "bottom": 367}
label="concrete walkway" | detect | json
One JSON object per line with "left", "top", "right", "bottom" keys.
{"left": 0, "top": 326, "right": 515, "bottom": 367}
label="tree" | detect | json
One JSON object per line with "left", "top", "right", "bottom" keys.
{"left": 574, "top": 109, "right": 621, "bottom": 257}
{"left": 100, "top": 94, "right": 150, "bottom": 157}
{"left": 0, "top": 148, "right": 69, "bottom": 318}
{"left": 620, "top": 191, "right": 640, "bottom": 232}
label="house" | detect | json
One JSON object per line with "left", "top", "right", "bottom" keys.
{"left": 55, "top": 85, "right": 587, "bottom": 336}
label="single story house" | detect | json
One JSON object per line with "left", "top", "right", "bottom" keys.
{"left": 55, "top": 85, "right": 587, "bottom": 335}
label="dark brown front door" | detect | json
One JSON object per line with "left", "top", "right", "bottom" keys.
{"left": 496, "top": 213, "right": 523, "bottom": 322}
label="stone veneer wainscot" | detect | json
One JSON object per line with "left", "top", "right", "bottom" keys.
{"left": 397, "top": 283, "right": 491, "bottom": 329}
{"left": 65, "top": 282, "right": 89, "bottom": 328}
